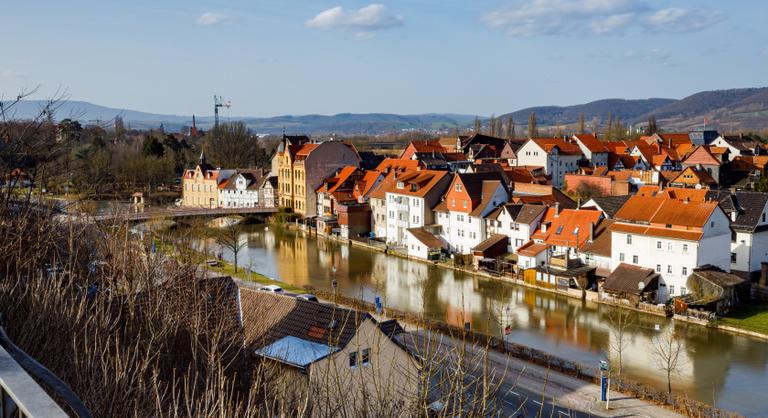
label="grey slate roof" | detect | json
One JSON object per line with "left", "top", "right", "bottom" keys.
{"left": 585, "top": 195, "right": 631, "bottom": 219}
{"left": 707, "top": 190, "right": 768, "bottom": 232}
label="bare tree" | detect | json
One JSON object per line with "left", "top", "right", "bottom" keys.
{"left": 214, "top": 220, "right": 247, "bottom": 273}
{"left": 607, "top": 308, "right": 635, "bottom": 376}
{"left": 652, "top": 327, "right": 683, "bottom": 394}
{"left": 578, "top": 113, "right": 586, "bottom": 135}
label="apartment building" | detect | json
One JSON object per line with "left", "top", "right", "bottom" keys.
{"left": 181, "top": 152, "right": 234, "bottom": 208}
{"left": 484, "top": 204, "right": 546, "bottom": 253}
{"left": 382, "top": 170, "right": 451, "bottom": 247}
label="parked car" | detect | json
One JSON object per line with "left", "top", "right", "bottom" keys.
{"left": 258, "top": 285, "right": 284, "bottom": 293}
{"left": 297, "top": 293, "right": 318, "bottom": 302}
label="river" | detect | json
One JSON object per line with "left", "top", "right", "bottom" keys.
{"left": 193, "top": 223, "right": 768, "bottom": 416}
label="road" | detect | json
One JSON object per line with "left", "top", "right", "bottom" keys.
{"left": 397, "top": 329, "right": 685, "bottom": 418}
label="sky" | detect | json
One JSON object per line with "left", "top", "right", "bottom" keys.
{"left": 2, "top": 0, "right": 767, "bottom": 117}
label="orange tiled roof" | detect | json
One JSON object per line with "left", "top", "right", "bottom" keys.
{"left": 380, "top": 170, "right": 449, "bottom": 198}
{"left": 614, "top": 195, "right": 717, "bottom": 228}
{"left": 355, "top": 170, "right": 383, "bottom": 198}
{"left": 683, "top": 146, "right": 720, "bottom": 166}
{"left": 531, "top": 138, "right": 582, "bottom": 155}
{"left": 375, "top": 158, "right": 419, "bottom": 173}
{"left": 327, "top": 166, "right": 358, "bottom": 193}
{"left": 295, "top": 143, "right": 319, "bottom": 157}
{"left": 573, "top": 134, "right": 609, "bottom": 153}
{"left": 517, "top": 241, "right": 549, "bottom": 257}
{"left": 531, "top": 208, "right": 603, "bottom": 249}
{"left": 610, "top": 222, "right": 703, "bottom": 241}
{"left": 669, "top": 166, "right": 717, "bottom": 187}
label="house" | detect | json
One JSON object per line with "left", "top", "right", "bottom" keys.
{"left": 275, "top": 138, "right": 361, "bottom": 217}
{"left": 572, "top": 134, "right": 609, "bottom": 167}
{"left": 485, "top": 203, "right": 547, "bottom": 253}
{"left": 182, "top": 152, "right": 235, "bottom": 208}
{"left": 218, "top": 169, "right": 265, "bottom": 208}
{"left": 580, "top": 219, "right": 615, "bottom": 278}
{"left": 405, "top": 227, "right": 446, "bottom": 260}
{"left": 383, "top": 170, "right": 452, "bottom": 247}
{"left": 610, "top": 195, "right": 731, "bottom": 301}
{"left": 530, "top": 207, "right": 604, "bottom": 269}
{"left": 706, "top": 190, "right": 768, "bottom": 278}
{"left": 516, "top": 138, "right": 584, "bottom": 188}
{"left": 509, "top": 183, "right": 578, "bottom": 209}
{"left": 433, "top": 172, "right": 509, "bottom": 254}
{"left": 581, "top": 195, "right": 631, "bottom": 219}
{"left": 240, "top": 289, "right": 421, "bottom": 415}
{"left": 710, "top": 134, "right": 764, "bottom": 160}
{"left": 399, "top": 140, "right": 472, "bottom": 172}
{"left": 258, "top": 176, "right": 278, "bottom": 208}
{"left": 681, "top": 146, "right": 726, "bottom": 184}
{"left": 602, "top": 263, "right": 661, "bottom": 306}
{"left": 668, "top": 166, "right": 718, "bottom": 189}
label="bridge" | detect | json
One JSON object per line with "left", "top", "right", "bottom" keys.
{"left": 84, "top": 206, "right": 278, "bottom": 223}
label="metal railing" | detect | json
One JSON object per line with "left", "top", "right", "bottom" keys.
{"left": 0, "top": 317, "right": 91, "bottom": 418}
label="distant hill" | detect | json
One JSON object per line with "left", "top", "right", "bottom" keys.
{"left": 633, "top": 87, "right": 768, "bottom": 131}
{"left": 7, "top": 87, "right": 768, "bottom": 135}
{"left": 498, "top": 98, "right": 676, "bottom": 128}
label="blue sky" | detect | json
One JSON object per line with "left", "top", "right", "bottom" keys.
{"left": 2, "top": 0, "right": 766, "bottom": 117}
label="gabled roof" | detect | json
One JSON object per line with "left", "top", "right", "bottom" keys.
{"left": 457, "top": 172, "right": 509, "bottom": 203}
{"left": 573, "top": 134, "right": 609, "bottom": 153}
{"left": 683, "top": 145, "right": 721, "bottom": 166}
{"left": 295, "top": 143, "right": 319, "bottom": 157}
{"left": 375, "top": 158, "right": 420, "bottom": 173}
{"left": 530, "top": 138, "right": 583, "bottom": 155}
{"left": 469, "top": 180, "right": 505, "bottom": 216}
{"left": 407, "top": 227, "right": 445, "bottom": 249}
{"left": 517, "top": 241, "right": 548, "bottom": 257}
{"left": 580, "top": 219, "right": 614, "bottom": 257}
{"left": 382, "top": 170, "right": 450, "bottom": 198}
{"left": 614, "top": 195, "right": 718, "bottom": 228}
{"left": 603, "top": 263, "right": 659, "bottom": 295}
{"left": 532, "top": 208, "right": 603, "bottom": 249}
{"left": 583, "top": 195, "right": 630, "bottom": 218}
{"left": 706, "top": 190, "right": 768, "bottom": 232}
{"left": 669, "top": 166, "right": 717, "bottom": 187}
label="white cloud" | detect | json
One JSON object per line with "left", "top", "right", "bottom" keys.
{"left": 646, "top": 8, "right": 724, "bottom": 32}
{"left": 306, "top": 4, "right": 403, "bottom": 37}
{"left": 196, "top": 12, "right": 227, "bottom": 26}
{"left": 483, "top": 0, "right": 723, "bottom": 37}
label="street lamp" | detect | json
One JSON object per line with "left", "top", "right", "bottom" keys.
{"left": 331, "top": 265, "right": 338, "bottom": 306}
{"left": 599, "top": 360, "right": 611, "bottom": 409}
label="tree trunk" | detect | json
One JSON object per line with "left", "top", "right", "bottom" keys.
{"left": 667, "top": 370, "right": 672, "bottom": 394}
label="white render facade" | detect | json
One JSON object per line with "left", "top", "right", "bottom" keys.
{"left": 435, "top": 183, "right": 508, "bottom": 255}
{"left": 219, "top": 174, "right": 260, "bottom": 208}
{"left": 485, "top": 209, "right": 544, "bottom": 253}
{"left": 610, "top": 209, "right": 731, "bottom": 301}
{"left": 385, "top": 193, "right": 430, "bottom": 247}
{"left": 516, "top": 141, "right": 582, "bottom": 188}
{"left": 370, "top": 196, "right": 388, "bottom": 239}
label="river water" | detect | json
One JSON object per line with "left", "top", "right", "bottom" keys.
{"left": 194, "top": 224, "right": 768, "bottom": 416}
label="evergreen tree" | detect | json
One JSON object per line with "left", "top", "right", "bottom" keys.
{"left": 646, "top": 115, "right": 658, "bottom": 135}
{"left": 142, "top": 136, "right": 165, "bottom": 157}
{"left": 528, "top": 112, "right": 538, "bottom": 138}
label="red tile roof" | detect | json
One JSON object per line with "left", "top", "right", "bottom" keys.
{"left": 614, "top": 195, "right": 718, "bottom": 228}
{"left": 683, "top": 146, "right": 721, "bottom": 166}
{"left": 531, "top": 138, "right": 583, "bottom": 155}
{"left": 573, "top": 134, "right": 609, "bottom": 153}
{"left": 531, "top": 208, "right": 603, "bottom": 249}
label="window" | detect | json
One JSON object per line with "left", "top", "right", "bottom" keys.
{"left": 362, "top": 348, "right": 370, "bottom": 365}
{"left": 455, "top": 183, "right": 462, "bottom": 191}
{"left": 626, "top": 235, "right": 632, "bottom": 245}
{"left": 682, "top": 244, "right": 688, "bottom": 253}
{"left": 349, "top": 352, "right": 358, "bottom": 368}
{"left": 656, "top": 264, "right": 661, "bottom": 273}
{"left": 682, "top": 267, "right": 688, "bottom": 276}
{"left": 556, "top": 225, "right": 564, "bottom": 234}
{"left": 711, "top": 221, "right": 715, "bottom": 228}
{"left": 657, "top": 241, "right": 662, "bottom": 249}
{"left": 463, "top": 200, "right": 468, "bottom": 208}
{"left": 731, "top": 252, "right": 737, "bottom": 263}
{"left": 668, "top": 242, "right": 673, "bottom": 251}
{"left": 680, "top": 287, "right": 687, "bottom": 296}
{"left": 670, "top": 285, "right": 675, "bottom": 295}
{"left": 632, "top": 255, "right": 638, "bottom": 264}
{"left": 619, "top": 253, "right": 625, "bottom": 262}
{"left": 667, "top": 265, "right": 672, "bottom": 274}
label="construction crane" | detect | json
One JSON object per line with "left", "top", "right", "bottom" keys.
{"left": 213, "top": 95, "right": 231, "bottom": 129}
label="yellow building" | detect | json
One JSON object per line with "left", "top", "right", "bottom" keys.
{"left": 181, "top": 153, "right": 232, "bottom": 208}
{"left": 273, "top": 135, "right": 360, "bottom": 217}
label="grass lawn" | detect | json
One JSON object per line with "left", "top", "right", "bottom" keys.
{"left": 205, "top": 259, "right": 306, "bottom": 294}
{"left": 717, "top": 304, "right": 768, "bottom": 335}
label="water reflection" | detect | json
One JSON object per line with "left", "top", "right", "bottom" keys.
{"left": 200, "top": 224, "right": 768, "bottom": 416}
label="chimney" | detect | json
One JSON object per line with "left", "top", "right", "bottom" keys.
{"left": 554, "top": 202, "right": 560, "bottom": 217}
{"left": 589, "top": 222, "right": 594, "bottom": 243}
{"left": 730, "top": 211, "right": 737, "bottom": 222}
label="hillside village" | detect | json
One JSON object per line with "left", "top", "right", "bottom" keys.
{"left": 182, "top": 130, "right": 768, "bottom": 319}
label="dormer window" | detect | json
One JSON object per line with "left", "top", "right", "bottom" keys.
{"left": 397, "top": 181, "right": 404, "bottom": 189}
{"left": 556, "top": 225, "right": 564, "bottom": 235}
{"left": 410, "top": 184, "right": 417, "bottom": 192}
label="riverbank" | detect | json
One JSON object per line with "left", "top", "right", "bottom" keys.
{"left": 286, "top": 223, "right": 768, "bottom": 341}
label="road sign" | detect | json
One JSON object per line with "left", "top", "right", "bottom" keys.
{"left": 600, "top": 376, "right": 608, "bottom": 402}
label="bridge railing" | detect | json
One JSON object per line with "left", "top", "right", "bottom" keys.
{"left": 0, "top": 318, "right": 91, "bottom": 418}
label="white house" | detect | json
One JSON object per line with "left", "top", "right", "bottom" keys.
{"left": 710, "top": 135, "right": 763, "bottom": 161}
{"left": 405, "top": 227, "right": 446, "bottom": 260}
{"left": 516, "top": 138, "right": 584, "bottom": 188}
{"left": 433, "top": 172, "right": 509, "bottom": 255}
{"left": 572, "top": 134, "right": 609, "bottom": 168}
{"left": 383, "top": 170, "right": 451, "bottom": 247}
{"left": 259, "top": 176, "right": 278, "bottom": 208}
{"left": 219, "top": 169, "right": 264, "bottom": 208}
{"left": 610, "top": 195, "right": 731, "bottom": 302}
{"left": 485, "top": 204, "right": 547, "bottom": 253}
{"left": 708, "top": 190, "right": 768, "bottom": 277}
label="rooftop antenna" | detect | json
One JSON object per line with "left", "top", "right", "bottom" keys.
{"left": 213, "top": 95, "right": 231, "bottom": 130}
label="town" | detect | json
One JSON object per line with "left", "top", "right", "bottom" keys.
{"left": 181, "top": 128, "right": 768, "bottom": 321}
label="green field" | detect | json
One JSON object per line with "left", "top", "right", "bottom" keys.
{"left": 717, "top": 304, "right": 768, "bottom": 335}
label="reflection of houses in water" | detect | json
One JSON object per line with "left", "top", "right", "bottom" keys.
{"left": 275, "top": 233, "right": 312, "bottom": 287}
{"left": 374, "top": 254, "right": 428, "bottom": 312}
